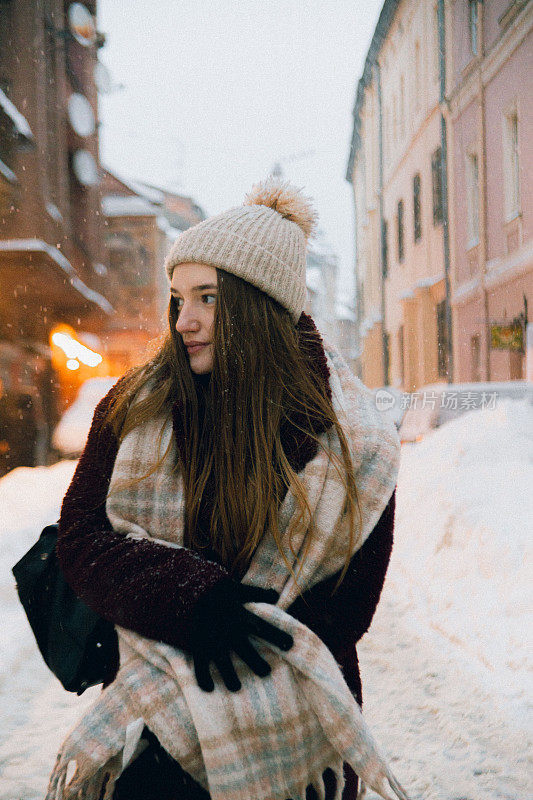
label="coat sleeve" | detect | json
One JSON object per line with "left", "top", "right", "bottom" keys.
{"left": 56, "top": 382, "right": 230, "bottom": 651}
{"left": 286, "top": 489, "right": 395, "bottom": 658}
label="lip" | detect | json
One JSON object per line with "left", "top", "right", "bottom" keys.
{"left": 185, "top": 343, "right": 209, "bottom": 354}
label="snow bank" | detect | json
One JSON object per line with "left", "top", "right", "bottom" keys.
{"left": 393, "top": 397, "right": 533, "bottom": 718}
{"left": 52, "top": 376, "right": 117, "bottom": 457}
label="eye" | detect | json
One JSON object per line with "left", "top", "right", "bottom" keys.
{"left": 203, "top": 294, "right": 217, "bottom": 305}
{"left": 170, "top": 295, "right": 183, "bottom": 310}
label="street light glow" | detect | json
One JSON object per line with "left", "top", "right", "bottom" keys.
{"left": 66, "top": 359, "right": 80, "bottom": 371}
{"left": 51, "top": 332, "right": 103, "bottom": 368}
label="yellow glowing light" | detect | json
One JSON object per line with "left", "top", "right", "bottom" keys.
{"left": 66, "top": 359, "right": 80, "bottom": 371}
{"left": 51, "top": 331, "right": 103, "bottom": 368}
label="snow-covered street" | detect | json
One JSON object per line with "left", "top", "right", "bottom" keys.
{"left": 0, "top": 399, "right": 531, "bottom": 799}
{"left": 358, "top": 585, "right": 531, "bottom": 800}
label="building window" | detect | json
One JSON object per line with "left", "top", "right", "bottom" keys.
{"left": 397, "top": 200, "right": 404, "bottom": 263}
{"left": 0, "top": 0, "right": 12, "bottom": 71}
{"left": 467, "top": 151, "right": 479, "bottom": 246}
{"left": 431, "top": 147, "right": 443, "bottom": 225}
{"left": 436, "top": 300, "right": 448, "bottom": 378}
{"left": 398, "top": 325, "right": 405, "bottom": 385}
{"left": 383, "top": 331, "right": 391, "bottom": 385}
{"left": 469, "top": 0, "right": 478, "bottom": 56}
{"left": 109, "top": 249, "right": 129, "bottom": 277}
{"left": 393, "top": 93, "right": 398, "bottom": 149}
{"left": 0, "top": 109, "right": 15, "bottom": 170}
{"left": 470, "top": 334, "right": 481, "bottom": 382}
{"left": 433, "top": 5, "right": 440, "bottom": 82}
{"left": 381, "top": 219, "right": 388, "bottom": 278}
{"left": 44, "top": 0, "right": 59, "bottom": 204}
{"left": 504, "top": 110, "right": 520, "bottom": 220}
{"left": 383, "top": 106, "right": 387, "bottom": 163}
{"left": 399, "top": 74, "right": 405, "bottom": 140}
{"left": 414, "top": 41, "right": 421, "bottom": 111}
{"left": 0, "top": 1, "right": 14, "bottom": 171}
{"left": 360, "top": 153, "right": 368, "bottom": 226}
{"left": 413, "top": 173, "right": 422, "bottom": 242}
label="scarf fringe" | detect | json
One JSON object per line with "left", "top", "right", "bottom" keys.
{"left": 45, "top": 755, "right": 123, "bottom": 800}
{"left": 306, "top": 767, "right": 344, "bottom": 800}
{"left": 46, "top": 755, "right": 348, "bottom": 800}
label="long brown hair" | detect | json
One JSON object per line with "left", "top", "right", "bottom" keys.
{"left": 102, "top": 269, "right": 360, "bottom": 584}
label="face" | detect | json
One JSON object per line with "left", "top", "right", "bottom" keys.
{"left": 170, "top": 262, "right": 217, "bottom": 375}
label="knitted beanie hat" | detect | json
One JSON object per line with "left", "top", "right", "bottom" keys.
{"left": 164, "top": 177, "right": 318, "bottom": 323}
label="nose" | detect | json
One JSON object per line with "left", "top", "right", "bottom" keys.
{"left": 175, "top": 302, "right": 201, "bottom": 335}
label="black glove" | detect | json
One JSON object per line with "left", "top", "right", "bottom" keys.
{"left": 190, "top": 580, "right": 293, "bottom": 692}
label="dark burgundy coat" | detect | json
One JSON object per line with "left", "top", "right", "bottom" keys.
{"left": 57, "top": 316, "right": 396, "bottom": 800}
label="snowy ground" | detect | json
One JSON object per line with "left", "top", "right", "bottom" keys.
{"left": 0, "top": 399, "right": 531, "bottom": 799}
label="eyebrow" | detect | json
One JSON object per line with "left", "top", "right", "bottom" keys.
{"left": 170, "top": 284, "right": 218, "bottom": 295}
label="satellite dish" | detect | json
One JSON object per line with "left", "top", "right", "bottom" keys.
{"left": 68, "top": 93, "right": 95, "bottom": 137}
{"left": 72, "top": 149, "right": 99, "bottom": 186}
{"left": 94, "top": 61, "right": 112, "bottom": 94}
{"left": 68, "top": 3, "right": 96, "bottom": 46}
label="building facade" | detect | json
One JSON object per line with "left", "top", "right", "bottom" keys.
{"left": 0, "top": 1, "right": 206, "bottom": 475}
{"left": 347, "top": 0, "right": 453, "bottom": 391}
{"left": 305, "top": 232, "right": 338, "bottom": 341}
{"left": 449, "top": 0, "right": 532, "bottom": 382}
{"left": 100, "top": 169, "right": 205, "bottom": 374}
{"left": 347, "top": 0, "right": 531, "bottom": 390}
{"left": 379, "top": 0, "right": 452, "bottom": 392}
{"left": 304, "top": 231, "right": 359, "bottom": 371}
{"left": 0, "top": 0, "right": 114, "bottom": 473}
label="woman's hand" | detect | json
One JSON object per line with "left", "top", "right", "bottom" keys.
{"left": 190, "top": 580, "right": 293, "bottom": 692}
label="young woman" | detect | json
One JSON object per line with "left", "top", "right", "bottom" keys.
{"left": 46, "top": 179, "right": 409, "bottom": 800}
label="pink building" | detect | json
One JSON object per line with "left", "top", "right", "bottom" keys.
{"left": 449, "top": 0, "right": 532, "bottom": 381}
{"left": 346, "top": 0, "right": 454, "bottom": 392}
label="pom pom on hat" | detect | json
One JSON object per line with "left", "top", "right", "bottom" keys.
{"left": 244, "top": 177, "right": 318, "bottom": 241}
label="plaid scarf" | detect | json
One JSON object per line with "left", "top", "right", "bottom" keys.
{"left": 46, "top": 343, "right": 404, "bottom": 800}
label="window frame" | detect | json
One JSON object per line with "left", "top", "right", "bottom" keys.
{"left": 470, "top": 333, "right": 481, "bottom": 382}
{"left": 433, "top": 5, "right": 440, "bottom": 83}
{"left": 469, "top": 0, "right": 479, "bottom": 57}
{"left": 431, "top": 147, "right": 443, "bottom": 226}
{"left": 436, "top": 299, "right": 448, "bottom": 379}
{"left": 466, "top": 149, "right": 480, "bottom": 248}
{"left": 413, "top": 172, "right": 422, "bottom": 243}
{"left": 503, "top": 107, "right": 520, "bottom": 221}
{"left": 381, "top": 219, "right": 389, "bottom": 278}
{"left": 399, "top": 74, "right": 405, "bottom": 141}
{"left": 414, "top": 41, "right": 421, "bottom": 112}
{"left": 397, "top": 199, "right": 405, "bottom": 263}
{"left": 398, "top": 324, "right": 405, "bottom": 385}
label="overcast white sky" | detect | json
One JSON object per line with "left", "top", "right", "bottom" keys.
{"left": 97, "top": 0, "right": 384, "bottom": 305}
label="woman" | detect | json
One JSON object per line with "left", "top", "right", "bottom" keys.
{"left": 46, "top": 179, "right": 408, "bottom": 800}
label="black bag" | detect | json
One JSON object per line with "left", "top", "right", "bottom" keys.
{"left": 12, "top": 522, "right": 119, "bottom": 695}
